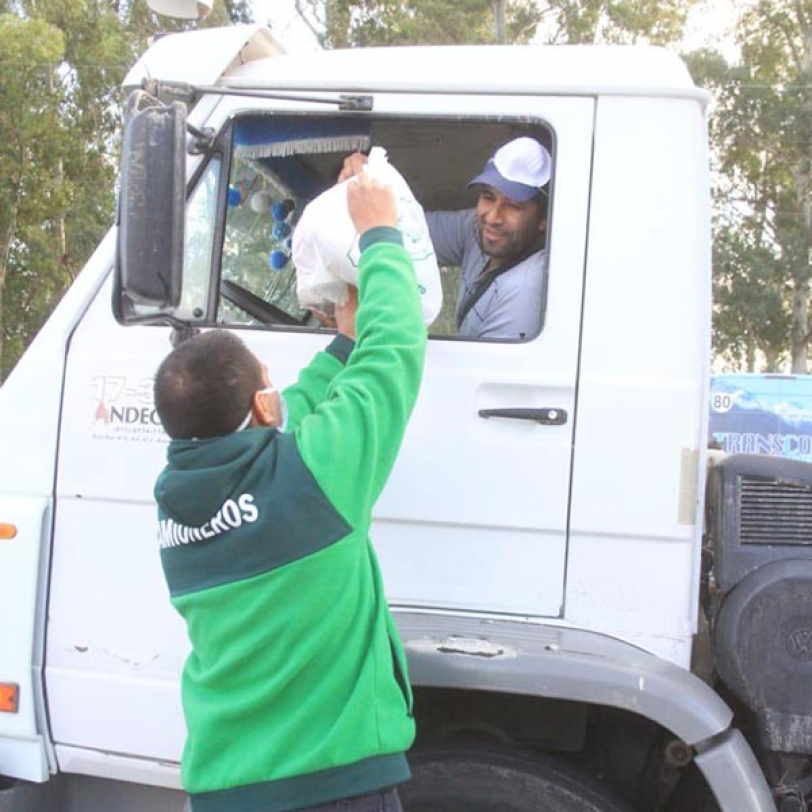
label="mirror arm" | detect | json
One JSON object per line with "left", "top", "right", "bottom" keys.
{"left": 152, "top": 80, "right": 374, "bottom": 111}
{"left": 187, "top": 122, "right": 215, "bottom": 154}
{"left": 170, "top": 324, "right": 201, "bottom": 348}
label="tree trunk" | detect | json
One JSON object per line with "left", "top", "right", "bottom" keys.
{"left": 294, "top": 0, "right": 325, "bottom": 46}
{"left": 49, "top": 65, "right": 67, "bottom": 265}
{"left": 323, "top": 0, "right": 352, "bottom": 48}
{"left": 792, "top": 276, "right": 810, "bottom": 372}
{"left": 791, "top": 25, "right": 812, "bottom": 372}
{"left": 764, "top": 344, "right": 781, "bottom": 372}
{"left": 494, "top": 0, "right": 506, "bottom": 43}
{"left": 592, "top": 0, "right": 609, "bottom": 44}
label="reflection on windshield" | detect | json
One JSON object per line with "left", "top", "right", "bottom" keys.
{"left": 221, "top": 154, "right": 308, "bottom": 325}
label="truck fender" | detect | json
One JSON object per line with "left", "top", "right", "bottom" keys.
{"left": 394, "top": 611, "right": 776, "bottom": 812}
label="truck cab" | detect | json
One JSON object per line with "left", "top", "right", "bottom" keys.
{"left": 0, "top": 24, "right": 796, "bottom": 812}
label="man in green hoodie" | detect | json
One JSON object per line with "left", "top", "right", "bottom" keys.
{"left": 153, "top": 171, "right": 427, "bottom": 812}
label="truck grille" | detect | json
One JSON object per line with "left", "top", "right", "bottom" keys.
{"left": 740, "top": 475, "right": 812, "bottom": 545}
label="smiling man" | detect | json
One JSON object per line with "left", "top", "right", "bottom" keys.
{"left": 426, "top": 136, "right": 552, "bottom": 340}
{"left": 339, "top": 136, "right": 551, "bottom": 340}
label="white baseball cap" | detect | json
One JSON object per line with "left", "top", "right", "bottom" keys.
{"left": 468, "top": 137, "right": 552, "bottom": 202}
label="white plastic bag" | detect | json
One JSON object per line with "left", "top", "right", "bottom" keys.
{"left": 292, "top": 147, "right": 442, "bottom": 325}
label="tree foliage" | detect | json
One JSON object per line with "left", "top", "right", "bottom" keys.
{"left": 0, "top": 13, "right": 68, "bottom": 379}
{"left": 293, "top": 0, "right": 534, "bottom": 47}
{"left": 549, "top": 0, "right": 691, "bottom": 45}
{"left": 711, "top": 223, "right": 789, "bottom": 371}
{"left": 293, "top": 0, "right": 694, "bottom": 48}
{"left": 0, "top": 0, "right": 252, "bottom": 382}
{"left": 688, "top": 1, "right": 812, "bottom": 371}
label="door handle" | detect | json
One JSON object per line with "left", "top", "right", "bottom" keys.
{"left": 478, "top": 407, "right": 568, "bottom": 425}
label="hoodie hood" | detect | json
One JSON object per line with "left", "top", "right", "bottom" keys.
{"left": 155, "top": 428, "right": 279, "bottom": 527}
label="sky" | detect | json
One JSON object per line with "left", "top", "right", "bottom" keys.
{"left": 253, "top": 0, "right": 320, "bottom": 52}
{"left": 684, "top": 0, "right": 739, "bottom": 60}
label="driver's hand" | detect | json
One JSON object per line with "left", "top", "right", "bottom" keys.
{"left": 310, "top": 308, "right": 337, "bottom": 330}
{"left": 335, "top": 286, "right": 358, "bottom": 339}
{"left": 310, "top": 287, "right": 358, "bottom": 339}
{"left": 338, "top": 153, "right": 369, "bottom": 183}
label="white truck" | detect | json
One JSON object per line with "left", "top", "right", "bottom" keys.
{"left": 1, "top": 22, "right": 806, "bottom": 812}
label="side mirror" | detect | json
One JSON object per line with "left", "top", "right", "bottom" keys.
{"left": 114, "top": 91, "right": 186, "bottom": 324}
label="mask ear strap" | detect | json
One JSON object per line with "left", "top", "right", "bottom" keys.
{"left": 234, "top": 410, "right": 253, "bottom": 433}
{"left": 234, "top": 386, "right": 277, "bottom": 433}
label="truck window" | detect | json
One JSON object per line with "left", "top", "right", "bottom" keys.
{"left": 177, "top": 156, "right": 221, "bottom": 321}
{"left": 193, "top": 114, "right": 554, "bottom": 340}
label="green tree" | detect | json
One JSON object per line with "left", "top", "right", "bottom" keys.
{"left": 0, "top": 0, "right": 252, "bottom": 381}
{"left": 691, "top": 1, "right": 812, "bottom": 372}
{"left": 0, "top": 14, "right": 67, "bottom": 379}
{"left": 293, "top": 0, "right": 542, "bottom": 47}
{"left": 293, "top": 0, "right": 694, "bottom": 48}
{"left": 712, "top": 223, "right": 789, "bottom": 371}
{"left": 550, "top": 0, "right": 692, "bottom": 45}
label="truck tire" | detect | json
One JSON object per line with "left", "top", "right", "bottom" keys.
{"left": 400, "top": 745, "right": 634, "bottom": 812}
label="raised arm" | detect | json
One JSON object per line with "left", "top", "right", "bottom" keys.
{"left": 282, "top": 290, "right": 359, "bottom": 429}
{"left": 293, "top": 171, "right": 427, "bottom": 528}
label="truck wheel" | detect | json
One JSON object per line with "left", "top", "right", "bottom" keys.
{"left": 400, "top": 745, "right": 633, "bottom": 812}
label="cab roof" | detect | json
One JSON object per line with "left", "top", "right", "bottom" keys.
{"left": 224, "top": 43, "right": 705, "bottom": 102}
{"left": 123, "top": 24, "right": 285, "bottom": 90}
{"left": 123, "top": 26, "right": 705, "bottom": 105}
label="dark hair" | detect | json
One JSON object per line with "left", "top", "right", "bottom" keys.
{"left": 153, "top": 330, "right": 264, "bottom": 440}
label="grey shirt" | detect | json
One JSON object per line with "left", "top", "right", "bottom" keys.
{"left": 427, "top": 209, "right": 547, "bottom": 340}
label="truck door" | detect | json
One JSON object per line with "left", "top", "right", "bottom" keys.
{"left": 46, "top": 92, "right": 592, "bottom": 767}
{"left": 209, "top": 93, "right": 593, "bottom": 619}
{"left": 355, "top": 97, "right": 591, "bottom": 618}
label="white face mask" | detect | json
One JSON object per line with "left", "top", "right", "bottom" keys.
{"left": 235, "top": 386, "right": 285, "bottom": 433}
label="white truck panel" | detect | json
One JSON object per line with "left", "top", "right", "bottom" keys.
{"left": 566, "top": 95, "right": 711, "bottom": 663}
{"left": 0, "top": 231, "right": 115, "bottom": 498}
{"left": 47, "top": 283, "right": 186, "bottom": 763}
{"left": 0, "top": 232, "right": 116, "bottom": 782}
{"left": 54, "top": 745, "right": 182, "bottom": 791}
{"left": 225, "top": 44, "right": 700, "bottom": 98}
{"left": 0, "top": 497, "right": 51, "bottom": 781}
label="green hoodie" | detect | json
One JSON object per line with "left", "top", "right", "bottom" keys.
{"left": 154, "top": 229, "right": 426, "bottom": 812}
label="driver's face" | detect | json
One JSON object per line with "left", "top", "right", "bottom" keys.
{"left": 475, "top": 186, "right": 545, "bottom": 265}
